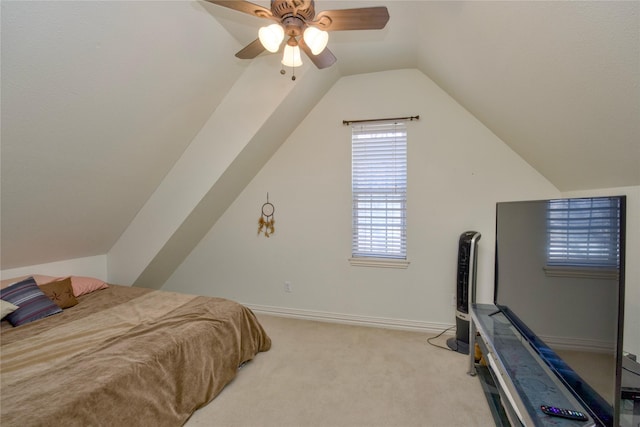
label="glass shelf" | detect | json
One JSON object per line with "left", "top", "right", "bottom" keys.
{"left": 470, "top": 303, "right": 596, "bottom": 427}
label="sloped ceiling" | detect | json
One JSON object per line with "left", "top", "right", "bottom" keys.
{"left": 1, "top": 1, "right": 638, "bottom": 270}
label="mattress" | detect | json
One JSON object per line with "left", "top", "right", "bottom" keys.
{"left": 0, "top": 284, "right": 271, "bottom": 426}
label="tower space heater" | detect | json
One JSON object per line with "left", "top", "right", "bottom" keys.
{"left": 447, "top": 231, "right": 481, "bottom": 355}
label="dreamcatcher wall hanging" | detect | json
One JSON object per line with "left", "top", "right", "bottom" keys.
{"left": 257, "top": 193, "right": 275, "bottom": 237}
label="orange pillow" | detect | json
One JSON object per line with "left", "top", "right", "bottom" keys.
{"left": 67, "top": 276, "right": 108, "bottom": 297}
{"left": 40, "top": 278, "right": 78, "bottom": 309}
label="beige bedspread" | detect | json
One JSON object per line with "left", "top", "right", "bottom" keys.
{"left": 0, "top": 285, "right": 271, "bottom": 426}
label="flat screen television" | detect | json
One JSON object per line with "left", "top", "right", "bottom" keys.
{"left": 494, "top": 196, "right": 626, "bottom": 426}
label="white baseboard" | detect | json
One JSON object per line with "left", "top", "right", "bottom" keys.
{"left": 243, "top": 303, "right": 455, "bottom": 334}
{"left": 540, "top": 334, "right": 615, "bottom": 354}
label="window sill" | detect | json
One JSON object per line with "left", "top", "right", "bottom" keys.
{"left": 349, "top": 257, "right": 410, "bottom": 269}
{"left": 543, "top": 265, "right": 618, "bottom": 280}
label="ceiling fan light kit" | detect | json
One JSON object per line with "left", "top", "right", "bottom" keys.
{"left": 208, "top": 0, "right": 389, "bottom": 79}
{"left": 258, "top": 23, "right": 285, "bottom": 52}
{"left": 282, "top": 44, "right": 303, "bottom": 67}
{"left": 303, "top": 26, "right": 328, "bottom": 55}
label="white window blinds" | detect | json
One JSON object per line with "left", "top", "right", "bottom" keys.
{"left": 351, "top": 122, "right": 407, "bottom": 259}
{"left": 546, "top": 197, "right": 622, "bottom": 268}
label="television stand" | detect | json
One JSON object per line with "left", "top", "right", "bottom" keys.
{"left": 469, "top": 303, "right": 596, "bottom": 426}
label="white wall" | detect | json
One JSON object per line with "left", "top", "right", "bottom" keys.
{"left": 0, "top": 255, "right": 107, "bottom": 282}
{"left": 162, "top": 69, "right": 559, "bottom": 330}
{"left": 107, "top": 57, "right": 323, "bottom": 286}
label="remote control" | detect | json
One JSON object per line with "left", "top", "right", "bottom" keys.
{"left": 540, "top": 405, "right": 588, "bottom": 421}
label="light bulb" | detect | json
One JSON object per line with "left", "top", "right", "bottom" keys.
{"left": 258, "top": 24, "right": 284, "bottom": 53}
{"left": 282, "top": 44, "right": 303, "bottom": 67}
{"left": 303, "top": 27, "right": 328, "bottom": 55}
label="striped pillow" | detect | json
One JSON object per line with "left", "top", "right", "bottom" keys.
{"left": 0, "top": 277, "right": 62, "bottom": 326}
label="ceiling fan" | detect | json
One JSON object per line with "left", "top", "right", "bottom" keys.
{"left": 206, "top": 0, "right": 389, "bottom": 72}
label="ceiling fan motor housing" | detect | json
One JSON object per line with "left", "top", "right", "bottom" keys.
{"left": 271, "top": 0, "right": 316, "bottom": 21}
{"left": 282, "top": 16, "right": 306, "bottom": 39}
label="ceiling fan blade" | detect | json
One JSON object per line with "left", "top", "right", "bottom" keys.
{"left": 311, "top": 7, "right": 389, "bottom": 31}
{"left": 235, "top": 38, "right": 266, "bottom": 59}
{"left": 205, "top": 0, "right": 274, "bottom": 20}
{"left": 299, "top": 38, "right": 336, "bottom": 69}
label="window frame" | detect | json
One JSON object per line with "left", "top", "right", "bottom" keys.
{"left": 349, "top": 121, "right": 409, "bottom": 268}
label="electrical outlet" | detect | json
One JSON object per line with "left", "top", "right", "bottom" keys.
{"left": 450, "top": 293, "right": 456, "bottom": 307}
{"left": 284, "top": 281, "right": 292, "bottom": 293}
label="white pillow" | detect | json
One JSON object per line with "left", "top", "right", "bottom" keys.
{"left": 1, "top": 299, "right": 19, "bottom": 319}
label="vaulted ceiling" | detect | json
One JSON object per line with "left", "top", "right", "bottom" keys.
{"left": 1, "top": 1, "right": 639, "bottom": 270}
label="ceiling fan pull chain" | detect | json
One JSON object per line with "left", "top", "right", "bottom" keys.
{"left": 280, "top": 43, "right": 296, "bottom": 81}
{"left": 290, "top": 43, "right": 296, "bottom": 80}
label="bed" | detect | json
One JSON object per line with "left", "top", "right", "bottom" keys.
{"left": 0, "top": 278, "right": 271, "bottom": 426}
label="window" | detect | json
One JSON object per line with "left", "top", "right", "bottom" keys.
{"left": 351, "top": 122, "right": 407, "bottom": 266}
{"left": 546, "top": 197, "right": 621, "bottom": 275}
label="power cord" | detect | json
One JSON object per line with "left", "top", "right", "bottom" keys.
{"left": 427, "top": 326, "right": 456, "bottom": 351}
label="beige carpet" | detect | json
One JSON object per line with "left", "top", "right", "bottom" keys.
{"left": 185, "top": 314, "right": 495, "bottom": 427}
